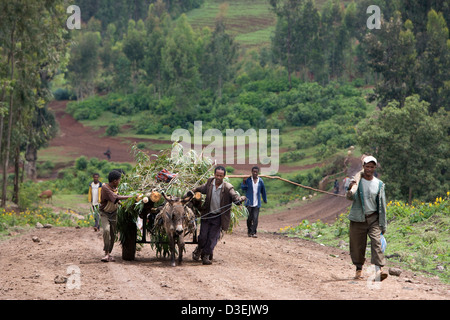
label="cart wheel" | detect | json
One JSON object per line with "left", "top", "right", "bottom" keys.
{"left": 122, "top": 222, "right": 137, "bottom": 261}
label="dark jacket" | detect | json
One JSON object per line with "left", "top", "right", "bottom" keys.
{"left": 192, "top": 177, "right": 242, "bottom": 231}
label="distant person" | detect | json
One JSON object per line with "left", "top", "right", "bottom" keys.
{"left": 88, "top": 173, "right": 103, "bottom": 232}
{"left": 99, "top": 170, "right": 132, "bottom": 262}
{"left": 104, "top": 147, "right": 111, "bottom": 160}
{"left": 333, "top": 179, "right": 339, "bottom": 194}
{"left": 241, "top": 166, "right": 267, "bottom": 238}
{"left": 346, "top": 156, "right": 388, "bottom": 281}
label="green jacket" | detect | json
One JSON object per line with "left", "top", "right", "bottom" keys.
{"left": 346, "top": 178, "right": 387, "bottom": 233}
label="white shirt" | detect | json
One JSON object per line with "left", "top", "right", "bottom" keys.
{"left": 360, "top": 177, "right": 380, "bottom": 215}
{"left": 252, "top": 178, "right": 259, "bottom": 207}
{"left": 91, "top": 183, "right": 100, "bottom": 206}
{"left": 211, "top": 179, "right": 223, "bottom": 214}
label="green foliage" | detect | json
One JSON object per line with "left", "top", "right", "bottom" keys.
{"left": 106, "top": 123, "right": 120, "bottom": 136}
{"left": 291, "top": 167, "right": 323, "bottom": 189}
{"left": 75, "top": 156, "right": 88, "bottom": 170}
{"left": 0, "top": 205, "right": 96, "bottom": 236}
{"left": 67, "top": 31, "right": 102, "bottom": 100}
{"left": 38, "top": 156, "right": 132, "bottom": 195}
{"left": 357, "top": 95, "right": 450, "bottom": 202}
{"left": 418, "top": 10, "right": 450, "bottom": 112}
{"left": 66, "top": 97, "right": 105, "bottom": 121}
{"left": 280, "top": 150, "right": 306, "bottom": 164}
{"left": 74, "top": 0, "right": 205, "bottom": 35}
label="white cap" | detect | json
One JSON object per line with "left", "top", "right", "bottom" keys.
{"left": 363, "top": 156, "right": 377, "bottom": 165}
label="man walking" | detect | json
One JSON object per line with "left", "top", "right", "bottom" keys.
{"left": 189, "top": 166, "right": 245, "bottom": 265}
{"left": 346, "top": 156, "right": 388, "bottom": 281}
{"left": 241, "top": 166, "right": 267, "bottom": 238}
{"left": 99, "top": 170, "right": 132, "bottom": 262}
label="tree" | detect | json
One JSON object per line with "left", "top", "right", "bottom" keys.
{"left": 24, "top": 104, "right": 59, "bottom": 181}
{"left": 67, "top": 30, "right": 101, "bottom": 100}
{"left": 295, "top": 0, "right": 320, "bottom": 82}
{"left": 270, "top": 0, "right": 303, "bottom": 89}
{"left": 357, "top": 95, "right": 449, "bottom": 203}
{"left": 144, "top": 0, "right": 171, "bottom": 99}
{"left": 161, "top": 14, "right": 201, "bottom": 113}
{"left": 0, "top": 0, "right": 68, "bottom": 206}
{"left": 319, "top": 0, "right": 348, "bottom": 82}
{"left": 364, "top": 12, "right": 418, "bottom": 109}
{"left": 418, "top": 10, "right": 450, "bottom": 112}
{"left": 123, "top": 19, "right": 147, "bottom": 92}
{"left": 201, "top": 4, "right": 238, "bottom": 98}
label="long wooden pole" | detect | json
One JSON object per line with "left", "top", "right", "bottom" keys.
{"left": 226, "top": 175, "right": 346, "bottom": 198}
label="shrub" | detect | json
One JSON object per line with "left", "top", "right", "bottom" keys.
{"left": 106, "top": 124, "right": 120, "bottom": 136}
{"left": 75, "top": 156, "right": 88, "bottom": 170}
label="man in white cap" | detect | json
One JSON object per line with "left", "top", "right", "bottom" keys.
{"left": 346, "top": 156, "right": 388, "bottom": 281}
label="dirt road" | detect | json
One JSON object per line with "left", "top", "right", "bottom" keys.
{"left": 0, "top": 219, "right": 448, "bottom": 300}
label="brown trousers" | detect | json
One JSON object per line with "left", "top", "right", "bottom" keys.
{"left": 349, "top": 213, "right": 386, "bottom": 269}
{"left": 100, "top": 210, "right": 117, "bottom": 253}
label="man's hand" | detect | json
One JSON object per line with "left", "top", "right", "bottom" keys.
{"left": 185, "top": 190, "right": 195, "bottom": 198}
{"left": 348, "top": 181, "right": 356, "bottom": 190}
{"left": 240, "top": 196, "right": 247, "bottom": 203}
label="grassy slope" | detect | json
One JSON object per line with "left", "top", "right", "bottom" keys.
{"left": 186, "top": 0, "right": 276, "bottom": 49}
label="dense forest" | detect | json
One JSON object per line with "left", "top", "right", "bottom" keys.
{"left": 0, "top": 0, "right": 449, "bottom": 205}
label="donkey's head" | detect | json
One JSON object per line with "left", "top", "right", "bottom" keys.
{"left": 161, "top": 192, "right": 194, "bottom": 235}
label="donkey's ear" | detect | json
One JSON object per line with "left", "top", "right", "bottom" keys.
{"left": 162, "top": 192, "right": 172, "bottom": 203}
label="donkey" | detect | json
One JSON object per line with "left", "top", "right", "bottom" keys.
{"left": 161, "top": 192, "right": 195, "bottom": 267}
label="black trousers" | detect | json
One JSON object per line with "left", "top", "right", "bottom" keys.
{"left": 198, "top": 215, "right": 222, "bottom": 256}
{"left": 246, "top": 206, "right": 260, "bottom": 235}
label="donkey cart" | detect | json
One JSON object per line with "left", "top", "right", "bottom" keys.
{"left": 120, "top": 193, "right": 201, "bottom": 263}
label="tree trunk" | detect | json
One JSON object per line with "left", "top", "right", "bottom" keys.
{"left": 1, "top": 21, "right": 16, "bottom": 207}
{"left": 25, "top": 144, "right": 38, "bottom": 181}
{"left": 12, "top": 145, "right": 20, "bottom": 204}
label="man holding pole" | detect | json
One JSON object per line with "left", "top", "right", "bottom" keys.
{"left": 346, "top": 156, "right": 388, "bottom": 281}
{"left": 241, "top": 166, "right": 267, "bottom": 238}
